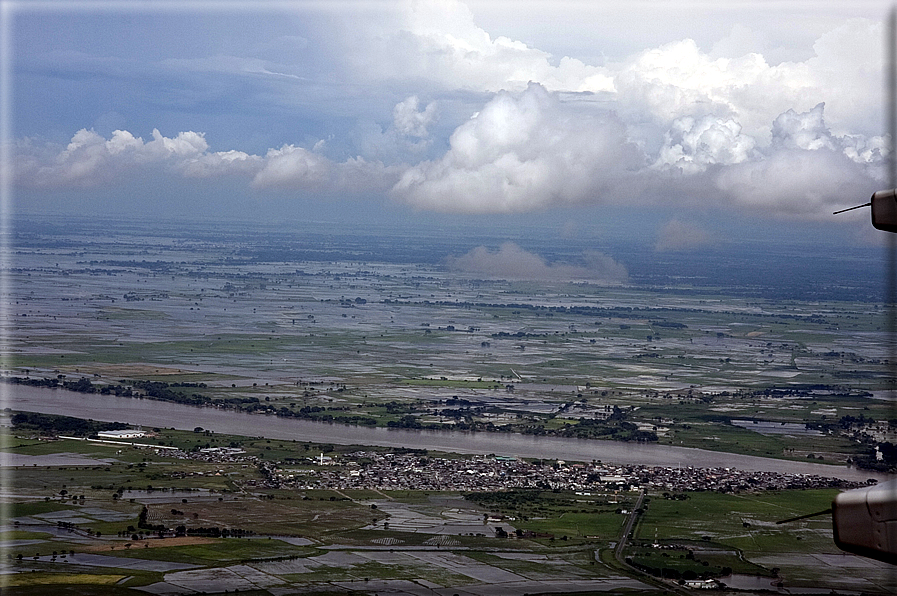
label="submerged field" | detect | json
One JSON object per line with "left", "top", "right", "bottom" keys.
{"left": 2, "top": 430, "right": 895, "bottom": 595}
{"left": 2, "top": 218, "right": 896, "bottom": 594}
{"left": 4, "top": 219, "right": 894, "bottom": 466}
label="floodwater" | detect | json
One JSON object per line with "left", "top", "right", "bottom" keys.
{"left": 731, "top": 420, "right": 823, "bottom": 437}
{"left": 3, "top": 385, "right": 887, "bottom": 482}
{"left": 720, "top": 574, "right": 863, "bottom": 595}
{"left": 0, "top": 453, "right": 118, "bottom": 467}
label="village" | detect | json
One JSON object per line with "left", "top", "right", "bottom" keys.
{"left": 259, "top": 452, "right": 872, "bottom": 494}
{"left": 145, "top": 439, "right": 873, "bottom": 495}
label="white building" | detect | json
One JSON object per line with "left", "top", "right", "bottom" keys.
{"left": 97, "top": 430, "right": 146, "bottom": 439}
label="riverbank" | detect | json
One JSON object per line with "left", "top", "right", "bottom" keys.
{"left": 2, "top": 385, "right": 888, "bottom": 482}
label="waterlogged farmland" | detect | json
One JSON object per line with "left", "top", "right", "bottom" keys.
{"left": 4, "top": 218, "right": 897, "bottom": 595}
{"left": 6, "top": 219, "right": 894, "bottom": 465}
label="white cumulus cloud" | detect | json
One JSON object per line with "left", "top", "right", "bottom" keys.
{"left": 353, "top": 0, "right": 614, "bottom": 93}
{"left": 15, "top": 128, "right": 229, "bottom": 188}
{"left": 771, "top": 103, "right": 837, "bottom": 151}
{"left": 393, "top": 95, "right": 438, "bottom": 138}
{"left": 391, "top": 83, "right": 642, "bottom": 212}
{"left": 14, "top": 128, "right": 402, "bottom": 196}
{"left": 392, "top": 86, "right": 882, "bottom": 217}
{"left": 713, "top": 102, "right": 884, "bottom": 216}
{"left": 251, "top": 145, "right": 331, "bottom": 189}
{"left": 654, "top": 115, "right": 757, "bottom": 174}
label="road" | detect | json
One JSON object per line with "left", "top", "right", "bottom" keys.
{"left": 614, "top": 489, "right": 644, "bottom": 561}
{"left": 613, "top": 490, "right": 695, "bottom": 595}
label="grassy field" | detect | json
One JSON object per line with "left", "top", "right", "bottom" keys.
{"left": 635, "top": 489, "right": 838, "bottom": 545}
{"left": 108, "top": 538, "right": 311, "bottom": 565}
{"left": 629, "top": 488, "right": 842, "bottom": 584}
{"left": 4, "top": 574, "right": 129, "bottom": 588}
{"left": 2, "top": 428, "right": 892, "bottom": 594}
{"left": 463, "top": 489, "right": 635, "bottom": 546}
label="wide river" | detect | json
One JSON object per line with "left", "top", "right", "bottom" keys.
{"left": 3, "top": 386, "right": 889, "bottom": 482}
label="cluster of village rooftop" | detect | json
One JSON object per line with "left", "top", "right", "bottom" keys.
{"left": 258, "top": 451, "right": 868, "bottom": 493}
{"left": 108, "top": 433, "right": 871, "bottom": 494}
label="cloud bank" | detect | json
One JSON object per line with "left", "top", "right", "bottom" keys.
{"left": 446, "top": 242, "right": 629, "bottom": 283}
{"left": 15, "top": 129, "right": 401, "bottom": 196}
{"left": 13, "top": 2, "right": 888, "bottom": 221}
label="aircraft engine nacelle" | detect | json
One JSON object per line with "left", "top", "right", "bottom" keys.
{"left": 833, "top": 479, "right": 897, "bottom": 565}
{"left": 872, "top": 189, "right": 897, "bottom": 232}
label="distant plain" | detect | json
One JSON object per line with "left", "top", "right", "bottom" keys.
{"left": 2, "top": 216, "right": 895, "bottom": 594}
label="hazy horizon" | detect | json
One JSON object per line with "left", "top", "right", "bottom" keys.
{"left": 9, "top": 0, "right": 897, "bottom": 251}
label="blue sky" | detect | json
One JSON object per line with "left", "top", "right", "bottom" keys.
{"left": 7, "top": 0, "right": 897, "bottom": 250}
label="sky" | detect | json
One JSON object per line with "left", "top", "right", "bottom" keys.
{"left": 6, "top": 0, "right": 897, "bottom": 252}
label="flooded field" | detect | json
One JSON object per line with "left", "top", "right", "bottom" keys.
{"left": 2, "top": 218, "right": 896, "bottom": 595}
{"left": 3, "top": 218, "right": 893, "bottom": 467}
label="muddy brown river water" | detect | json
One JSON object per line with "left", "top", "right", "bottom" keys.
{"left": 3, "top": 385, "right": 889, "bottom": 482}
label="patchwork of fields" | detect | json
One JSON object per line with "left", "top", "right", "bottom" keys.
{"left": 2, "top": 219, "right": 895, "bottom": 594}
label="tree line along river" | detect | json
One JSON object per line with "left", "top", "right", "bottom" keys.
{"left": 1, "top": 384, "right": 888, "bottom": 482}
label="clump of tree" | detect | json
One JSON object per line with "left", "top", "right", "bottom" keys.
{"left": 137, "top": 506, "right": 165, "bottom": 532}
{"left": 851, "top": 441, "right": 897, "bottom": 473}
{"left": 387, "top": 415, "right": 422, "bottom": 429}
{"left": 5, "top": 375, "right": 95, "bottom": 393}
{"left": 125, "top": 380, "right": 211, "bottom": 406}
{"left": 522, "top": 407, "right": 659, "bottom": 442}
{"left": 11, "top": 412, "right": 128, "bottom": 437}
{"left": 175, "top": 526, "right": 253, "bottom": 538}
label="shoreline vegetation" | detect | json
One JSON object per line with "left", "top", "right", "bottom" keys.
{"left": 1, "top": 375, "right": 658, "bottom": 440}
{"left": 5, "top": 376, "right": 894, "bottom": 473}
